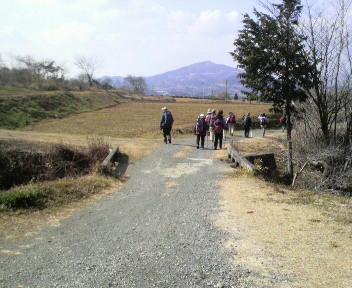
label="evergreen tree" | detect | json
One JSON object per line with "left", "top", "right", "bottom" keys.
{"left": 230, "top": 0, "right": 314, "bottom": 179}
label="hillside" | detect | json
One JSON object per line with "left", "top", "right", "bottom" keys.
{"left": 99, "top": 61, "right": 247, "bottom": 97}
{"left": 0, "top": 90, "right": 125, "bottom": 129}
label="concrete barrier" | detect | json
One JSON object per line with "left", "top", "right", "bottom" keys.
{"left": 227, "top": 145, "right": 277, "bottom": 173}
{"left": 227, "top": 146, "right": 256, "bottom": 172}
{"left": 100, "top": 146, "right": 120, "bottom": 175}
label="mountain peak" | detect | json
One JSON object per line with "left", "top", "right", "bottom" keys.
{"left": 99, "top": 61, "right": 245, "bottom": 97}
{"left": 193, "top": 60, "right": 215, "bottom": 65}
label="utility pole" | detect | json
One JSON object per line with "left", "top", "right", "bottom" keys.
{"left": 225, "top": 80, "right": 228, "bottom": 100}
{"left": 202, "top": 82, "right": 204, "bottom": 99}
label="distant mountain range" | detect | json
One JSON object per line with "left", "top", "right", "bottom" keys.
{"left": 99, "top": 61, "right": 247, "bottom": 97}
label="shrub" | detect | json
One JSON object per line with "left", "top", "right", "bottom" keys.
{"left": 293, "top": 121, "right": 352, "bottom": 195}
{"left": 0, "top": 188, "right": 48, "bottom": 210}
{"left": 0, "top": 139, "right": 110, "bottom": 190}
{"left": 0, "top": 175, "right": 114, "bottom": 212}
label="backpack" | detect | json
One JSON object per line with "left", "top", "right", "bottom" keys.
{"left": 209, "top": 115, "right": 216, "bottom": 127}
{"left": 228, "top": 114, "right": 236, "bottom": 124}
{"left": 196, "top": 117, "right": 205, "bottom": 133}
{"left": 214, "top": 118, "right": 224, "bottom": 134}
{"left": 260, "top": 117, "right": 267, "bottom": 125}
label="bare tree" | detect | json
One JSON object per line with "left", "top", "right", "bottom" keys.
{"left": 0, "top": 53, "right": 4, "bottom": 68}
{"left": 300, "top": 0, "right": 352, "bottom": 143}
{"left": 74, "top": 55, "right": 101, "bottom": 87}
{"left": 100, "top": 78, "right": 113, "bottom": 92}
{"left": 123, "top": 75, "right": 146, "bottom": 95}
{"left": 16, "top": 55, "right": 65, "bottom": 85}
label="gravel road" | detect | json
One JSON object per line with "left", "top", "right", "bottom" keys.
{"left": 0, "top": 133, "right": 262, "bottom": 288}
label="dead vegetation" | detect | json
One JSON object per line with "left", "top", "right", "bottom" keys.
{"left": 293, "top": 122, "right": 352, "bottom": 196}
{"left": 0, "top": 137, "right": 118, "bottom": 217}
{"left": 0, "top": 138, "right": 110, "bottom": 190}
{"left": 217, "top": 135, "right": 352, "bottom": 288}
{"left": 217, "top": 174, "right": 352, "bottom": 288}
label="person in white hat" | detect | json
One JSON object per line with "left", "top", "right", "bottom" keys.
{"left": 160, "top": 107, "right": 174, "bottom": 144}
{"left": 194, "top": 113, "right": 209, "bottom": 149}
{"left": 206, "top": 109, "right": 216, "bottom": 143}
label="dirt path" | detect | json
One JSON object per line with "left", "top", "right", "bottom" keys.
{"left": 0, "top": 134, "right": 255, "bottom": 287}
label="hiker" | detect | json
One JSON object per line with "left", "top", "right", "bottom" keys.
{"left": 227, "top": 112, "right": 236, "bottom": 136}
{"left": 213, "top": 110, "right": 227, "bottom": 150}
{"left": 243, "top": 112, "right": 252, "bottom": 138}
{"left": 280, "top": 114, "right": 287, "bottom": 132}
{"left": 205, "top": 109, "right": 212, "bottom": 123}
{"left": 205, "top": 109, "right": 212, "bottom": 143}
{"left": 206, "top": 109, "right": 216, "bottom": 143}
{"left": 160, "top": 107, "right": 174, "bottom": 144}
{"left": 258, "top": 113, "right": 269, "bottom": 137}
{"left": 194, "top": 113, "right": 209, "bottom": 149}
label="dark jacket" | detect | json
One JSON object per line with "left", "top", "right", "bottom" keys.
{"left": 160, "top": 111, "right": 174, "bottom": 129}
{"left": 244, "top": 115, "right": 252, "bottom": 127}
{"left": 194, "top": 116, "right": 209, "bottom": 136}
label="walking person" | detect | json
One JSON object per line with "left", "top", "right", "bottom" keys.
{"left": 227, "top": 112, "right": 236, "bottom": 136}
{"left": 206, "top": 109, "right": 216, "bottom": 143}
{"left": 160, "top": 107, "right": 174, "bottom": 144}
{"left": 258, "top": 113, "right": 269, "bottom": 137}
{"left": 213, "top": 110, "right": 227, "bottom": 150}
{"left": 194, "top": 114, "right": 209, "bottom": 149}
{"left": 280, "top": 114, "right": 287, "bottom": 132}
{"left": 205, "top": 109, "right": 212, "bottom": 145}
{"left": 243, "top": 112, "right": 252, "bottom": 138}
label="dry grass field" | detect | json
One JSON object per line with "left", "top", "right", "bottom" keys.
{"left": 22, "top": 100, "right": 273, "bottom": 138}
{"left": 214, "top": 136, "right": 352, "bottom": 288}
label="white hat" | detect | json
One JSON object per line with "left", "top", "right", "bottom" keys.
{"left": 200, "top": 114, "right": 204, "bottom": 117}
{"left": 207, "top": 109, "right": 211, "bottom": 114}
{"left": 162, "top": 107, "right": 167, "bottom": 110}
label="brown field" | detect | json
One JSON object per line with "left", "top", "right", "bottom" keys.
{"left": 215, "top": 136, "right": 352, "bottom": 288}
{"left": 22, "top": 100, "right": 272, "bottom": 138}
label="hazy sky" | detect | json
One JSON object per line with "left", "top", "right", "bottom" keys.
{"left": 0, "top": 0, "right": 258, "bottom": 78}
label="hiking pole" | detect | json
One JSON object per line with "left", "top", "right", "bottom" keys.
{"left": 171, "top": 128, "right": 175, "bottom": 143}
{"left": 224, "top": 130, "right": 226, "bottom": 149}
{"left": 206, "top": 131, "right": 209, "bottom": 148}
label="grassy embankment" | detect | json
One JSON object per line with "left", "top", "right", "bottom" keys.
{"left": 0, "top": 88, "right": 132, "bottom": 129}
{"left": 0, "top": 89, "right": 124, "bottom": 217}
